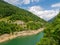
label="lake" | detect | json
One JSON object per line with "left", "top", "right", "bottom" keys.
{"left": 0, "top": 32, "right": 44, "bottom": 45}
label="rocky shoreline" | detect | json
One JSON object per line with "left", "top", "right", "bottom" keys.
{"left": 0, "top": 28, "right": 44, "bottom": 43}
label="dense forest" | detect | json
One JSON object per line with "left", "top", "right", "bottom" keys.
{"left": 37, "top": 13, "right": 60, "bottom": 45}
{"left": 0, "top": 0, "right": 60, "bottom": 45}
{"left": 0, "top": 0, "right": 46, "bottom": 35}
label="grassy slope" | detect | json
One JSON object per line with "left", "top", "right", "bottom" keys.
{"left": 37, "top": 13, "right": 60, "bottom": 45}
{"left": 0, "top": 0, "right": 44, "bottom": 22}
{"left": 0, "top": 0, "right": 46, "bottom": 35}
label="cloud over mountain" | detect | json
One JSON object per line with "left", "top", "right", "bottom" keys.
{"left": 4, "top": 0, "right": 60, "bottom": 21}
{"left": 29, "top": 6, "right": 59, "bottom": 21}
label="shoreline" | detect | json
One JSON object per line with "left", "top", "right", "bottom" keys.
{"left": 0, "top": 28, "right": 44, "bottom": 43}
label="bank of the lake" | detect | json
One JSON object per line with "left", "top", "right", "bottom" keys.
{"left": 0, "top": 28, "right": 44, "bottom": 43}
{"left": 0, "top": 32, "right": 44, "bottom": 45}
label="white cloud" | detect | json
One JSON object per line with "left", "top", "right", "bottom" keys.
{"left": 4, "top": 0, "right": 40, "bottom": 5}
{"left": 29, "top": 6, "right": 43, "bottom": 11}
{"left": 22, "top": 0, "right": 39, "bottom": 4}
{"left": 29, "top": 6, "right": 59, "bottom": 21}
{"left": 22, "top": 0, "right": 30, "bottom": 4}
{"left": 51, "top": 3, "right": 60, "bottom": 8}
{"left": 31, "top": 0, "right": 39, "bottom": 2}
{"left": 4, "top": 0, "right": 19, "bottom": 4}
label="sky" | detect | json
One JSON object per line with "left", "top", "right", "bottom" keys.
{"left": 4, "top": 0, "right": 60, "bottom": 21}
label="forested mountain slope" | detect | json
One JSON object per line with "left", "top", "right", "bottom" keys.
{"left": 37, "top": 12, "right": 60, "bottom": 45}
{"left": 0, "top": 0, "right": 46, "bottom": 35}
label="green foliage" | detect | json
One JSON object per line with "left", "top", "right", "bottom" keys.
{"left": 37, "top": 13, "right": 60, "bottom": 45}
{"left": 0, "top": 21, "right": 15, "bottom": 34}
{"left": 26, "top": 21, "right": 43, "bottom": 30}
{"left": 0, "top": 0, "right": 45, "bottom": 22}
{"left": 0, "top": 21, "right": 25, "bottom": 35}
{"left": 0, "top": 0, "right": 46, "bottom": 35}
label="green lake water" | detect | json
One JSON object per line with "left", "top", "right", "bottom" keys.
{"left": 0, "top": 32, "right": 44, "bottom": 45}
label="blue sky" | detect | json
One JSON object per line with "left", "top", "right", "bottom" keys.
{"left": 4, "top": 0, "right": 60, "bottom": 10}
{"left": 4, "top": 0, "right": 60, "bottom": 21}
{"left": 21, "top": 0, "right": 60, "bottom": 10}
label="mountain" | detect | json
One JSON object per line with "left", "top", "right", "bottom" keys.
{"left": 37, "top": 12, "right": 60, "bottom": 45}
{"left": 0, "top": 0, "right": 46, "bottom": 35}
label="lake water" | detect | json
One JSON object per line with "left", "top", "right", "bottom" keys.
{"left": 0, "top": 32, "right": 44, "bottom": 45}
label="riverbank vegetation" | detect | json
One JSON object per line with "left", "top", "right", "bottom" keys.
{"left": 37, "top": 13, "right": 60, "bottom": 45}
{"left": 0, "top": 0, "right": 46, "bottom": 35}
{"left": 0, "top": 0, "right": 60, "bottom": 45}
